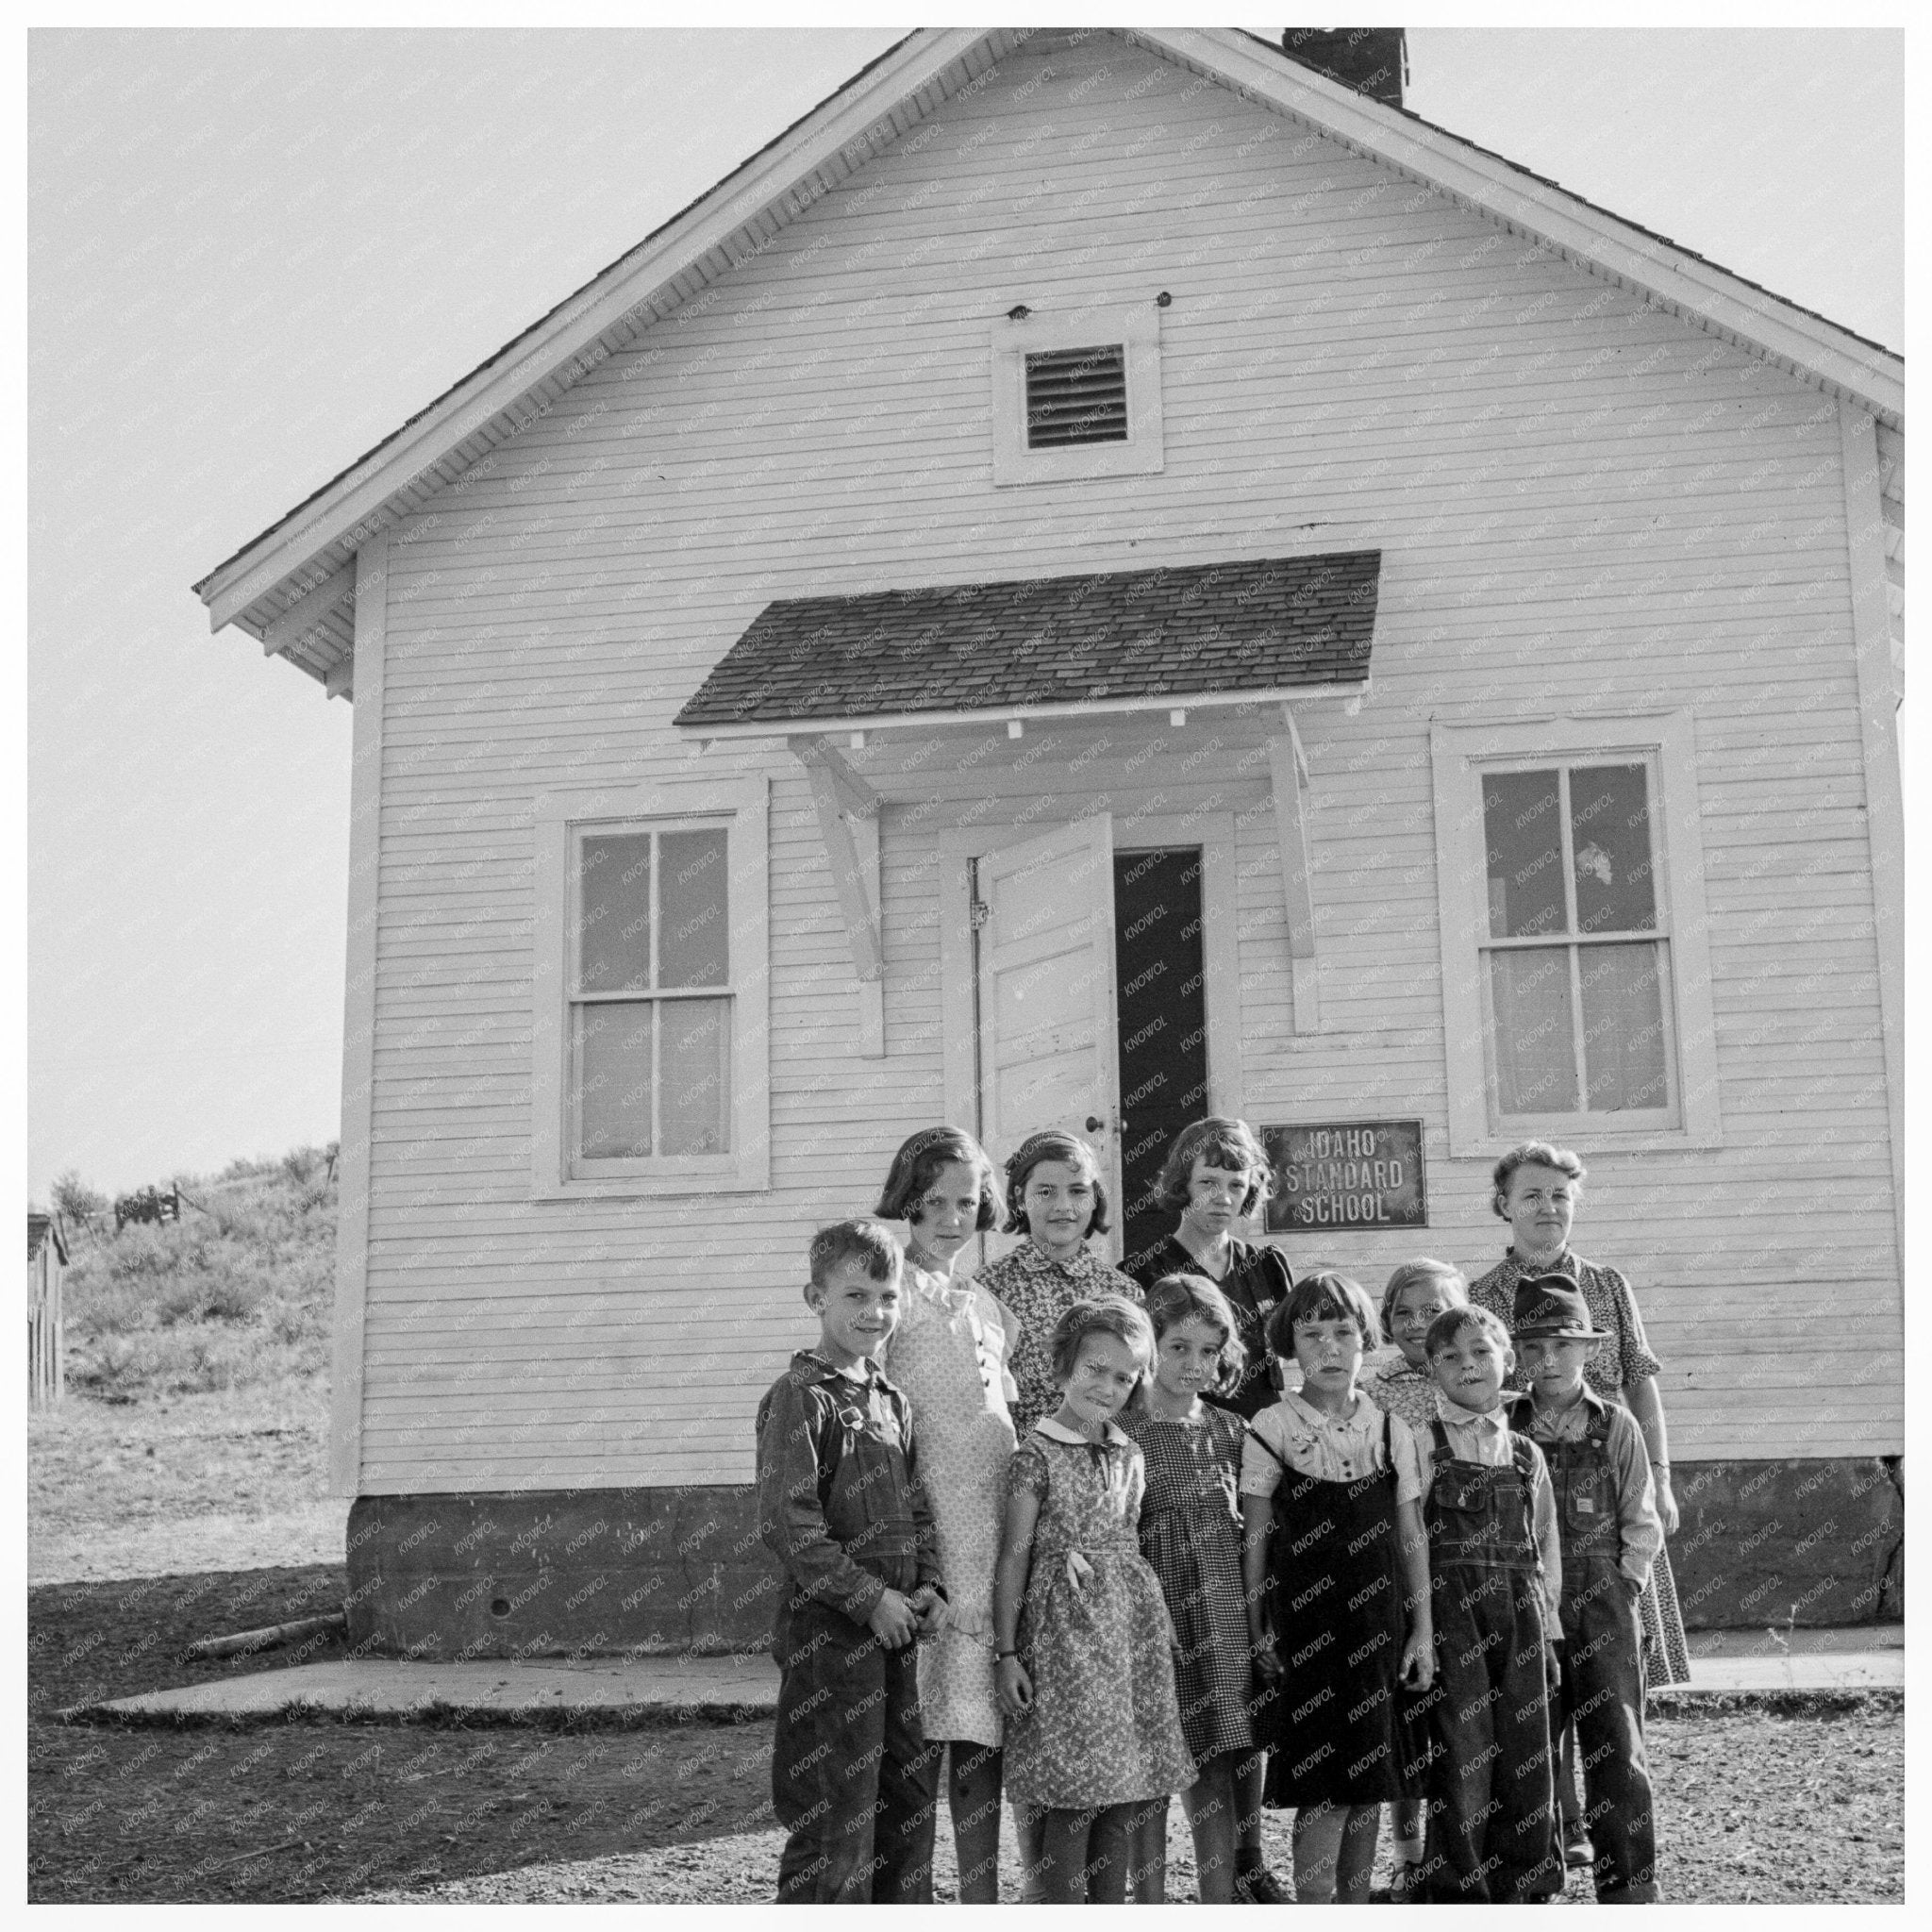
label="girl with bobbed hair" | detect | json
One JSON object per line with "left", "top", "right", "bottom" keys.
{"left": 1123, "top": 1117, "right": 1295, "bottom": 1902}
{"left": 1467, "top": 1139, "right": 1690, "bottom": 1869}
{"left": 1119, "top": 1274, "right": 1258, "bottom": 1902}
{"left": 993, "top": 1295, "right": 1194, "bottom": 1903}
{"left": 872, "top": 1125, "right": 1016, "bottom": 1902}
{"left": 1127, "top": 1117, "right": 1295, "bottom": 1424}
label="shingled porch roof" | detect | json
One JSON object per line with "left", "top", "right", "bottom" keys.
{"left": 674, "top": 550, "right": 1380, "bottom": 735}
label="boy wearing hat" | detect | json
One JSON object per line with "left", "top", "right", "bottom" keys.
{"left": 1508, "top": 1274, "right": 1663, "bottom": 1904}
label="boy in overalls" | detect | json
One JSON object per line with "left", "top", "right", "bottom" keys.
{"left": 1416, "top": 1304, "right": 1563, "bottom": 1903}
{"left": 1509, "top": 1275, "right": 1663, "bottom": 1902}
{"left": 756, "top": 1220, "right": 949, "bottom": 1902}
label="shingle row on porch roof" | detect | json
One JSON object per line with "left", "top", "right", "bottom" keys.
{"left": 674, "top": 550, "right": 1380, "bottom": 728}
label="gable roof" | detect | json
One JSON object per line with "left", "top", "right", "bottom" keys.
{"left": 675, "top": 551, "right": 1380, "bottom": 736}
{"left": 193, "top": 26, "right": 1904, "bottom": 684}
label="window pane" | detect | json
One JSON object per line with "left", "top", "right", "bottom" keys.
{"left": 1483, "top": 770, "right": 1567, "bottom": 938}
{"left": 1490, "top": 946, "right": 1579, "bottom": 1114}
{"left": 1580, "top": 942, "right": 1670, "bottom": 1111}
{"left": 658, "top": 828, "right": 730, "bottom": 989}
{"left": 578, "top": 833, "right": 652, "bottom": 993}
{"left": 1570, "top": 764, "right": 1657, "bottom": 936}
{"left": 660, "top": 997, "right": 731, "bottom": 1155}
{"left": 576, "top": 1002, "right": 653, "bottom": 1158}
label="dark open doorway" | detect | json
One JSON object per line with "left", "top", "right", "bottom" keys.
{"left": 1113, "top": 847, "right": 1208, "bottom": 1275}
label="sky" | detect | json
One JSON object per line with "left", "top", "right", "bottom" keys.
{"left": 25, "top": 23, "right": 1905, "bottom": 1203}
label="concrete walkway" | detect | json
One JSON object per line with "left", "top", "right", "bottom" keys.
{"left": 67, "top": 1652, "right": 781, "bottom": 1721}
{"left": 69, "top": 1627, "right": 1902, "bottom": 1722}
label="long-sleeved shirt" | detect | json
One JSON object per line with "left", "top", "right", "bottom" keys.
{"left": 1418, "top": 1391, "right": 1563, "bottom": 1627}
{"left": 1509, "top": 1384, "right": 1662, "bottom": 1594}
{"left": 755, "top": 1348, "right": 943, "bottom": 1627}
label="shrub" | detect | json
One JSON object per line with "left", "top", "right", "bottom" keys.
{"left": 61, "top": 1145, "right": 339, "bottom": 1402}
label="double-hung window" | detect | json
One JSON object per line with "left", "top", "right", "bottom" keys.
{"left": 1431, "top": 715, "right": 1721, "bottom": 1154}
{"left": 533, "top": 776, "right": 769, "bottom": 1196}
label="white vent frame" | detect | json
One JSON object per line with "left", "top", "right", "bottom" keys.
{"left": 989, "top": 302, "right": 1164, "bottom": 487}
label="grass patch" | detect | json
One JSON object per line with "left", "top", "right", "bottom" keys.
{"left": 56, "top": 1146, "right": 337, "bottom": 1402}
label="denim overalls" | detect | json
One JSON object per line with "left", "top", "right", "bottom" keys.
{"left": 1419, "top": 1418, "right": 1562, "bottom": 1903}
{"left": 757, "top": 1352, "right": 940, "bottom": 1904}
{"left": 1513, "top": 1392, "right": 1659, "bottom": 1903}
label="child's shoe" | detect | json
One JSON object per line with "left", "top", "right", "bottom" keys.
{"left": 1233, "top": 1863, "right": 1290, "bottom": 1904}
{"left": 1562, "top": 1819, "right": 1595, "bottom": 1869}
{"left": 1376, "top": 1857, "right": 1424, "bottom": 1905}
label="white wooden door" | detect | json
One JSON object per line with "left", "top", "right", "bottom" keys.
{"left": 976, "top": 815, "right": 1123, "bottom": 1255}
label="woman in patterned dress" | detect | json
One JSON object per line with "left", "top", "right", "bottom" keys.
{"left": 1467, "top": 1141, "right": 1691, "bottom": 1869}
{"left": 874, "top": 1126, "right": 1017, "bottom": 1904}
{"left": 993, "top": 1297, "right": 1196, "bottom": 1904}
{"left": 1119, "top": 1274, "right": 1257, "bottom": 1903}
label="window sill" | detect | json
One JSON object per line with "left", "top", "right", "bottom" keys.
{"left": 532, "top": 1169, "right": 770, "bottom": 1203}
{"left": 1453, "top": 1120, "right": 1724, "bottom": 1160}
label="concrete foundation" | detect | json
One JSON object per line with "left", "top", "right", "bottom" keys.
{"left": 345, "top": 1455, "right": 1904, "bottom": 1657}
{"left": 1670, "top": 1455, "right": 1903, "bottom": 1629}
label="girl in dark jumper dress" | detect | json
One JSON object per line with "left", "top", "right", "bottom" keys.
{"left": 1241, "top": 1273, "right": 1434, "bottom": 1904}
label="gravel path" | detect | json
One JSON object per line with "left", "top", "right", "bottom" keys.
{"left": 358, "top": 1703, "right": 1905, "bottom": 1906}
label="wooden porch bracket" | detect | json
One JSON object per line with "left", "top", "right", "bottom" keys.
{"left": 262, "top": 558, "right": 357, "bottom": 659}
{"left": 1266, "top": 709, "right": 1320, "bottom": 1034}
{"left": 789, "top": 735, "right": 885, "bottom": 1057}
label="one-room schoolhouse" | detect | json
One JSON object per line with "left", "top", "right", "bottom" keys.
{"left": 194, "top": 27, "right": 1905, "bottom": 1653}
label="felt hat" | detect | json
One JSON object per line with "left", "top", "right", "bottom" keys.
{"left": 1510, "top": 1274, "right": 1611, "bottom": 1341}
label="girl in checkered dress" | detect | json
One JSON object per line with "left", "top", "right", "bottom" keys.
{"left": 1118, "top": 1274, "right": 1257, "bottom": 1903}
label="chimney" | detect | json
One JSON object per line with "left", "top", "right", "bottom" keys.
{"left": 1280, "top": 28, "right": 1407, "bottom": 108}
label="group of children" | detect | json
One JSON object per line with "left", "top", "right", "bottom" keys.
{"left": 754, "top": 1122, "right": 1662, "bottom": 1905}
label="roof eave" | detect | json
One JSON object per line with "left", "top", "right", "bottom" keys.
{"left": 677, "top": 681, "right": 1373, "bottom": 741}
{"left": 196, "top": 24, "right": 1903, "bottom": 640}
{"left": 1145, "top": 30, "right": 1903, "bottom": 423}
{"left": 192, "top": 25, "right": 994, "bottom": 632}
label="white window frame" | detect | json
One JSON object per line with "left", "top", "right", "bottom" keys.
{"left": 1430, "top": 712, "right": 1722, "bottom": 1157}
{"left": 989, "top": 301, "right": 1164, "bottom": 487}
{"left": 531, "top": 774, "right": 770, "bottom": 1199}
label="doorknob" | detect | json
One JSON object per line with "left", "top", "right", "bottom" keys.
{"left": 1085, "top": 1116, "right": 1104, "bottom": 1133}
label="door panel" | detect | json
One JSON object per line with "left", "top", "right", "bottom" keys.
{"left": 1113, "top": 847, "right": 1209, "bottom": 1274}
{"left": 977, "top": 815, "right": 1122, "bottom": 1243}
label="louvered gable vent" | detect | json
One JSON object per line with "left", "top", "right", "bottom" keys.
{"left": 1024, "top": 343, "right": 1128, "bottom": 448}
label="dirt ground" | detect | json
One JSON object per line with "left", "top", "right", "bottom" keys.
{"left": 29, "top": 1565, "right": 1906, "bottom": 1905}
{"left": 28, "top": 1381, "right": 347, "bottom": 1583}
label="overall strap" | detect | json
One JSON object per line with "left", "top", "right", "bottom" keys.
{"left": 1429, "top": 1417, "right": 1452, "bottom": 1460}
{"left": 1244, "top": 1421, "right": 1290, "bottom": 1472}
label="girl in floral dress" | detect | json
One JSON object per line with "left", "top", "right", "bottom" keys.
{"left": 993, "top": 1297, "right": 1195, "bottom": 1903}
{"left": 1119, "top": 1274, "right": 1257, "bottom": 1903}
{"left": 874, "top": 1126, "right": 1016, "bottom": 1904}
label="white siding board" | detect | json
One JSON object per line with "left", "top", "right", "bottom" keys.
{"left": 348, "top": 30, "right": 1900, "bottom": 1491}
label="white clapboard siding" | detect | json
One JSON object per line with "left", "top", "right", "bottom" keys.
{"left": 345, "top": 28, "right": 1899, "bottom": 1491}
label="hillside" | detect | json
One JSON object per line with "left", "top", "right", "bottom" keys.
{"left": 51, "top": 1145, "right": 338, "bottom": 1401}
{"left": 31, "top": 1145, "right": 345, "bottom": 1584}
